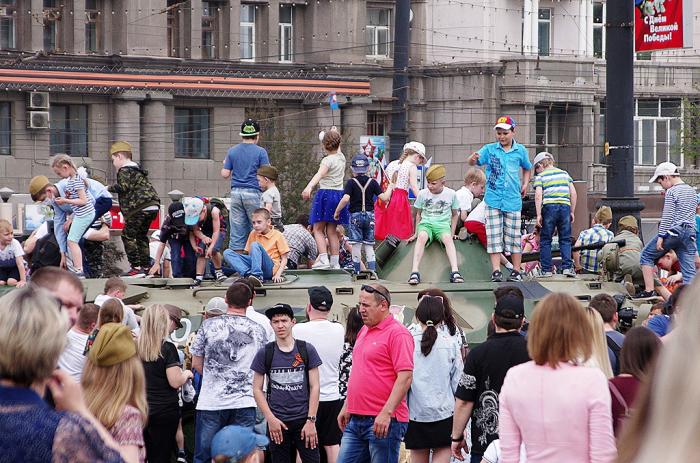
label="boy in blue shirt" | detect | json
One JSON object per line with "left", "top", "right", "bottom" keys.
{"left": 468, "top": 116, "right": 532, "bottom": 282}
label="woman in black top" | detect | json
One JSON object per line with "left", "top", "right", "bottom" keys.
{"left": 137, "top": 304, "right": 193, "bottom": 463}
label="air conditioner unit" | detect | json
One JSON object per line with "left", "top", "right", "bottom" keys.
{"left": 0, "top": 7, "right": 8, "bottom": 16}
{"left": 28, "top": 111, "right": 50, "bottom": 129}
{"left": 28, "top": 92, "right": 49, "bottom": 109}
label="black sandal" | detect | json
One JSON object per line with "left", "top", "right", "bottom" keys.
{"left": 408, "top": 272, "right": 421, "bottom": 285}
{"left": 450, "top": 271, "right": 464, "bottom": 283}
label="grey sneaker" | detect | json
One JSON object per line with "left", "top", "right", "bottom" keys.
{"left": 540, "top": 271, "right": 554, "bottom": 278}
{"left": 491, "top": 270, "right": 504, "bottom": 282}
{"left": 507, "top": 270, "right": 523, "bottom": 282}
{"left": 562, "top": 268, "right": 577, "bottom": 278}
{"left": 215, "top": 271, "right": 227, "bottom": 283}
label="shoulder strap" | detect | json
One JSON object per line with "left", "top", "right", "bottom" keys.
{"left": 264, "top": 342, "right": 275, "bottom": 402}
{"left": 352, "top": 177, "right": 370, "bottom": 213}
{"left": 609, "top": 381, "right": 630, "bottom": 417}
{"left": 605, "top": 334, "right": 622, "bottom": 376}
{"left": 296, "top": 340, "right": 310, "bottom": 395}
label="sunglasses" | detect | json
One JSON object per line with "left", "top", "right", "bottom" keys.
{"left": 418, "top": 294, "right": 444, "bottom": 304}
{"left": 361, "top": 284, "right": 391, "bottom": 304}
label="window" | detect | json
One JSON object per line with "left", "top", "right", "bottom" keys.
{"left": 0, "top": 0, "right": 16, "bottom": 50}
{"left": 279, "top": 5, "right": 293, "bottom": 62}
{"left": 240, "top": 4, "right": 255, "bottom": 60}
{"left": 634, "top": 99, "right": 682, "bottom": 166}
{"left": 50, "top": 105, "right": 88, "bottom": 156}
{"left": 593, "top": 2, "right": 604, "bottom": 58}
{"left": 366, "top": 8, "right": 390, "bottom": 57}
{"left": 166, "top": 0, "right": 181, "bottom": 57}
{"left": 0, "top": 102, "right": 10, "bottom": 155}
{"left": 598, "top": 101, "right": 606, "bottom": 162}
{"left": 202, "top": 1, "right": 218, "bottom": 59}
{"left": 43, "top": 0, "right": 62, "bottom": 52}
{"left": 538, "top": 8, "right": 551, "bottom": 57}
{"left": 367, "top": 111, "right": 389, "bottom": 136}
{"left": 175, "top": 108, "right": 210, "bottom": 159}
{"left": 535, "top": 107, "right": 554, "bottom": 148}
{"left": 85, "top": 0, "right": 99, "bottom": 53}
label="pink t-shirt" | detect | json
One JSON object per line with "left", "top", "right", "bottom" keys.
{"left": 345, "top": 315, "right": 414, "bottom": 422}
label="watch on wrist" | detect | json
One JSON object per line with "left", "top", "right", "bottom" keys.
{"left": 307, "top": 416, "right": 317, "bottom": 423}
{"left": 451, "top": 436, "right": 464, "bottom": 442}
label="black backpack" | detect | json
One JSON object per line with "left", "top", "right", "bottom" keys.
{"left": 264, "top": 340, "right": 309, "bottom": 401}
{"left": 606, "top": 333, "right": 623, "bottom": 376}
{"left": 30, "top": 220, "right": 61, "bottom": 272}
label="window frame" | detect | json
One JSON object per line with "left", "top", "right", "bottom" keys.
{"left": 0, "top": 0, "right": 16, "bottom": 50}
{"left": 43, "top": 0, "right": 63, "bottom": 52}
{"left": 0, "top": 101, "right": 11, "bottom": 155}
{"left": 174, "top": 107, "right": 211, "bottom": 160}
{"left": 201, "top": 1, "right": 218, "bottom": 59}
{"left": 366, "top": 7, "right": 391, "bottom": 58}
{"left": 634, "top": 98, "right": 683, "bottom": 167}
{"left": 537, "top": 7, "right": 551, "bottom": 57}
{"left": 240, "top": 4, "right": 255, "bottom": 61}
{"left": 50, "top": 104, "right": 88, "bottom": 157}
{"left": 593, "top": 1, "right": 605, "bottom": 59}
{"left": 367, "top": 110, "right": 390, "bottom": 137}
{"left": 84, "top": 0, "right": 100, "bottom": 53}
{"left": 535, "top": 106, "right": 555, "bottom": 150}
{"left": 278, "top": 5, "right": 293, "bottom": 63}
{"left": 166, "top": 0, "right": 181, "bottom": 57}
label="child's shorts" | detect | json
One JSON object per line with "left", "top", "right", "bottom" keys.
{"left": 0, "top": 265, "right": 19, "bottom": 282}
{"left": 67, "top": 213, "right": 95, "bottom": 243}
{"left": 465, "top": 221, "right": 487, "bottom": 247}
{"left": 310, "top": 189, "right": 349, "bottom": 225}
{"left": 198, "top": 231, "right": 225, "bottom": 255}
{"left": 348, "top": 211, "right": 375, "bottom": 245}
{"left": 417, "top": 220, "right": 452, "bottom": 243}
{"left": 485, "top": 205, "right": 521, "bottom": 254}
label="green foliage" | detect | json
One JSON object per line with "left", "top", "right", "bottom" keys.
{"left": 102, "top": 240, "right": 126, "bottom": 277}
{"left": 680, "top": 98, "right": 700, "bottom": 160}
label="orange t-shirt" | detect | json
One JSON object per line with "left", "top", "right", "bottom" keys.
{"left": 245, "top": 228, "right": 290, "bottom": 274}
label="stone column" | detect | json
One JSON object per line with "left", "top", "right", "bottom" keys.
{"left": 30, "top": 0, "right": 43, "bottom": 51}
{"left": 141, "top": 96, "right": 172, "bottom": 197}
{"left": 112, "top": 94, "right": 144, "bottom": 161}
{"left": 266, "top": 0, "right": 279, "bottom": 63}
{"left": 190, "top": 0, "right": 202, "bottom": 59}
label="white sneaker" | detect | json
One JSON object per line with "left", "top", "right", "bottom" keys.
{"left": 540, "top": 271, "right": 553, "bottom": 278}
{"left": 330, "top": 263, "right": 341, "bottom": 270}
{"left": 562, "top": 268, "right": 577, "bottom": 278}
{"left": 312, "top": 258, "right": 330, "bottom": 270}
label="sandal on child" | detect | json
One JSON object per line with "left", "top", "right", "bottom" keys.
{"left": 450, "top": 271, "right": 465, "bottom": 283}
{"left": 408, "top": 272, "right": 421, "bottom": 285}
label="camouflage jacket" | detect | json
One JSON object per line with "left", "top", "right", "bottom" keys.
{"left": 108, "top": 164, "right": 160, "bottom": 219}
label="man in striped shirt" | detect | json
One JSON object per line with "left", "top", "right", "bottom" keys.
{"left": 639, "top": 162, "right": 699, "bottom": 297}
{"left": 533, "top": 152, "right": 577, "bottom": 277}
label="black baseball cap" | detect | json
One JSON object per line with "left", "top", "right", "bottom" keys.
{"left": 240, "top": 118, "right": 260, "bottom": 137}
{"left": 168, "top": 202, "right": 186, "bottom": 228}
{"left": 494, "top": 294, "right": 525, "bottom": 319}
{"left": 308, "top": 286, "right": 333, "bottom": 311}
{"left": 265, "top": 303, "right": 294, "bottom": 320}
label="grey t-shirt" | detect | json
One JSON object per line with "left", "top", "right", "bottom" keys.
{"left": 251, "top": 341, "right": 322, "bottom": 422}
{"left": 261, "top": 185, "right": 282, "bottom": 220}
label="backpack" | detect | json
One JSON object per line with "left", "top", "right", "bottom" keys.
{"left": 264, "top": 340, "right": 309, "bottom": 401}
{"left": 30, "top": 220, "right": 61, "bottom": 272}
{"left": 606, "top": 333, "right": 622, "bottom": 376}
{"left": 207, "top": 197, "right": 230, "bottom": 245}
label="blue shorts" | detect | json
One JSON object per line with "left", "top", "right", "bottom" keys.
{"left": 67, "top": 213, "right": 94, "bottom": 243}
{"left": 198, "top": 231, "right": 225, "bottom": 255}
{"left": 347, "top": 211, "right": 375, "bottom": 245}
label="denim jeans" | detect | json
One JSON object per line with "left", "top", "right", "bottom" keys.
{"left": 223, "top": 243, "right": 274, "bottom": 280}
{"left": 348, "top": 211, "right": 376, "bottom": 245}
{"left": 194, "top": 407, "right": 256, "bottom": 463}
{"left": 540, "top": 203, "right": 572, "bottom": 272}
{"left": 169, "top": 238, "right": 197, "bottom": 278}
{"left": 229, "top": 188, "right": 262, "bottom": 250}
{"left": 640, "top": 224, "right": 697, "bottom": 284}
{"left": 336, "top": 416, "right": 407, "bottom": 463}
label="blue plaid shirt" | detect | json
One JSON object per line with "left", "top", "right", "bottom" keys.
{"left": 576, "top": 224, "right": 614, "bottom": 273}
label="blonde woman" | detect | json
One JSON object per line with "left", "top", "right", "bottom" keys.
{"left": 498, "top": 293, "right": 617, "bottom": 462}
{"left": 82, "top": 323, "right": 148, "bottom": 462}
{"left": 584, "top": 307, "right": 614, "bottom": 379}
{"left": 138, "top": 304, "right": 193, "bottom": 463}
{"left": 0, "top": 285, "right": 128, "bottom": 462}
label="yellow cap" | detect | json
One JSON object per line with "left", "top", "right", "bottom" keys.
{"left": 618, "top": 215, "right": 638, "bottom": 230}
{"left": 29, "top": 175, "right": 51, "bottom": 201}
{"left": 595, "top": 206, "right": 613, "bottom": 224}
{"left": 88, "top": 323, "right": 137, "bottom": 367}
{"left": 110, "top": 141, "right": 132, "bottom": 156}
{"left": 426, "top": 165, "right": 446, "bottom": 182}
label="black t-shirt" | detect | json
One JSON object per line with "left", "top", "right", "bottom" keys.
{"left": 142, "top": 341, "right": 182, "bottom": 416}
{"left": 342, "top": 176, "right": 383, "bottom": 213}
{"left": 454, "top": 331, "right": 530, "bottom": 455}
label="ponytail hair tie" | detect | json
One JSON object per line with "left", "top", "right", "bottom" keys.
{"left": 426, "top": 320, "right": 434, "bottom": 327}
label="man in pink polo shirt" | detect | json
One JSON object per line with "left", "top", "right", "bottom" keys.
{"left": 336, "top": 283, "right": 414, "bottom": 463}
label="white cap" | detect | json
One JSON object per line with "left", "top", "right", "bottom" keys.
{"left": 183, "top": 197, "right": 205, "bottom": 226}
{"left": 204, "top": 297, "right": 228, "bottom": 315}
{"left": 533, "top": 152, "right": 554, "bottom": 166}
{"left": 648, "top": 161, "right": 679, "bottom": 183}
{"left": 403, "top": 141, "right": 426, "bottom": 159}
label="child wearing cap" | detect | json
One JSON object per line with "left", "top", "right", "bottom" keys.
{"left": 257, "top": 165, "right": 284, "bottom": 231}
{"left": 333, "top": 153, "right": 393, "bottom": 273}
{"left": 468, "top": 116, "right": 532, "bottom": 282}
{"left": 302, "top": 127, "right": 349, "bottom": 270}
{"left": 109, "top": 141, "right": 161, "bottom": 278}
{"left": 184, "top": 197, "right": 227, "bottom": 286}
{"left": 222, "top": 118, "right": 270, "bottom": 251}
{"left": 148, "top": 201, "right": 197, "bottom": 279}
{"left": 375, "top": 141, "right": 427, "bottom": 241}
{"left": 573, "top": 206, "right": 614, "bottom": 274}
{"left": 407, "top": 164, "right": 463, "bottom": 285}
{"left": 211, "top": 425, "right": 269, "bottom": 463}
{"left": 532, "top": 151, "right": 577, "bottom": 277}
{"left": 638, "top": 162, "right": 699, "bottom": 297}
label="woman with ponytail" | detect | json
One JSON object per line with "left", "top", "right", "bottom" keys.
{"left": 405, "top": 295, "right": 463, "bottom": 463}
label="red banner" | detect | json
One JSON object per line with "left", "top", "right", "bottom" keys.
{"left": 635, "top": 0, "right": 685, "bottom": 51}
{"left": 109, "top": 205, "right": 161, "bottom": 230}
